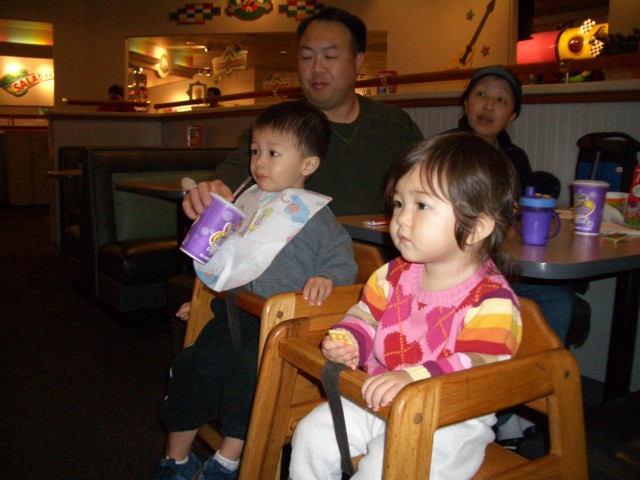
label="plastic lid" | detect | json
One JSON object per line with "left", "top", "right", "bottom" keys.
{"left": 571, "top": 180, "right": 609, "bottom": 188}
{"left": 519, "top": 186, "right": 557, "bottom": 208}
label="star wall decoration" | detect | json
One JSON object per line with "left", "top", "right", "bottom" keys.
{"left": 481, "top": 45, "right": 490, "bottom": 57}
{"left": 466, "top": 10, "right": 475, "bottom": 21}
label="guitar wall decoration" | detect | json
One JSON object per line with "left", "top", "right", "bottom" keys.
{"left": 451, "top": 0, "right": 496, "bottom": 69}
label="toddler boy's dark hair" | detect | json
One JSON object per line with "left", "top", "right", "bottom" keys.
{"left": 253, "top": 102, "right": 331, "bottom": 160}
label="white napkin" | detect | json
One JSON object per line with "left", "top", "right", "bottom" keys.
{"left": 194, "top": 186, "right": 331, "bottom": 291}
{"left": 600, "top": 222, "right": 640, "bottom": 236}
{"left": 601, "top": 204, "right": 625, "bottom": 226}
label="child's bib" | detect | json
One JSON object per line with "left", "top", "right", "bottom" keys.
{"left": 194, "top": 185, "right": 331, "bottom": 291}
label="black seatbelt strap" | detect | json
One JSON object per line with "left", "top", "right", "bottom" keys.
{"left": 321, "top": 361, "right": 356, "bottom": 478}
{"left": 224, "top": 288, "right": 243, "bottom": 352}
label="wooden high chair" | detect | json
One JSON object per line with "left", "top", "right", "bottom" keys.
{"left": 240, "top": 297, "right": 588, "bottom": 480}
{"left": 181, "top": 241, "right": 385, "bottom": 451}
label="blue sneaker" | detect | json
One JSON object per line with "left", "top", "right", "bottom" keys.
{"left": 198, "top": 454, "right": 238, "bottom": 480}
{"left": 153, "top": 451, "right": 202, "bottom": 480}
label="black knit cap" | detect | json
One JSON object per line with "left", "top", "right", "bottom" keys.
{"left": 466, "top": 66, "right": 522, "bottom": 116}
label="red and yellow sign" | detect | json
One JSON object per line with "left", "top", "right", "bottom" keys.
{"left": 1, "top": 69, "right": 54, "bottom": 96}
{"left": 0, "top": 56, "right": 54, "bottom": 106}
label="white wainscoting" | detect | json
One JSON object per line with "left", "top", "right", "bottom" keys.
{"left": 405, "top": 100, "right": 640, "bottom": 208}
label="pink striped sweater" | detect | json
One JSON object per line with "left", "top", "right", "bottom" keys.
{"left": 333, "top": 257, "right": 522, "bottom": 380}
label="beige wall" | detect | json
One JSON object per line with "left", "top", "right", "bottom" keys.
{"left": 1, "top": 0, "right": 521, "bottom": 107}
{"left": 354, "top": 0, "right": 517, "bottom": 73}
{"left": 609, "top": 0, "right": 640, "bottom": 35}
{"left": 3, "top": 0, "right": 635, "bottom": 107}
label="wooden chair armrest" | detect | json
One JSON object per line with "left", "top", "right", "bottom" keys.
{"left": 183, "top": 277, "right": 266, "bottom": 347}
{"left": 280, "top": 337, "right": 577, "bottom": 424}
{"left": 383, "top": 348, "right": 585, "bottom": 479}
{"left": 184, "top": 277, "right": 217, "bottom": 347}
{"left": 219, "top": 288, "right": 267, "bottom": 318}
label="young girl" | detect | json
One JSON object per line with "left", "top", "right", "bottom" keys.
{"left": 289, "top": 132, "right": 523, "bottom": 480}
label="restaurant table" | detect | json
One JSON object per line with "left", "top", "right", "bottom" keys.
{"left": 115, "top": 176, "right": 195, "bottom": 239}
{"left": 46, "top": 168, "right": 83, "bottom": 179}
{"left": 115, "top": 177, "right": 191, "bottom": 200}
{"left": 337, "top": 214, "right": 640, "bottom": 404}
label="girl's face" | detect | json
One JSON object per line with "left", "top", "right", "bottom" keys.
{"left": 390, "top": 167, "right": 469, "bottom": 271}
{"left": 464, "top": 75, "right": 517, "bottom": 144}
{"left": 250, "top": 127, "right": 314, "bottom": 192}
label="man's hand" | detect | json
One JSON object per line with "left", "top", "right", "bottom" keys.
{"left": 182, "top": 180, "right": 233, "bottom": 220}
{"left": 302, "top": 276, "right": 333, "bottom": 306}
{"left": 361, "top": 370, "right": 412, "bottom": 412}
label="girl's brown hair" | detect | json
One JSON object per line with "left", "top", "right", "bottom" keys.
{"left": 386, "top": 132, "right": 519, "bottom": 276}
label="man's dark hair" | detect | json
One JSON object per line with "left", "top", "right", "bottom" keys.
{"left": 207, "top": 87, "right": 221, "bottom": 97}
{"left": 253, "top": 102, "right": 331, "bottom": 160}
{"left": 296, "top": 7, "right": 366, "bottom": 56}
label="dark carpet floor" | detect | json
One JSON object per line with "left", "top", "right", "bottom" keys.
{"left": 1, "top": 204, "right": 639, "bottom": 479}
{"left": 0, "top": 205, "right": 212, "bottom": 478}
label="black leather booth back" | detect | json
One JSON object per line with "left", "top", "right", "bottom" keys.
{"left": 82, "top": 147, "right": 233, "bottom": 311}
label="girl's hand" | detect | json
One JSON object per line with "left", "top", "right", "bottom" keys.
{"left": 303, "top": 276, "right": 333, "bottom": 306}
{"left": 321, "top": 335, "right": 359, "bottom": 370}
{"left": 361, "top": 370, "right": 412, "bottom": 411}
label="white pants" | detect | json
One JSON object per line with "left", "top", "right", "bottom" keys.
{"left": 290, "top": 397, "right": 496, "bottom": 480}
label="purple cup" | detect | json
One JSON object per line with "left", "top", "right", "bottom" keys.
{"left": 180, "top": 193, "right": 245, "bottom": 264}
{"left": 572, "top": 180, "right": 609, "bottom": 235}
{"left": 513, "top": 188, "right": 560, "bottom": 246}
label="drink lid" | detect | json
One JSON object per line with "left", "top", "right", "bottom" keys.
{"left": 519, "top": 186, "right": 557, "bottom": 208}
{"left": 571, "top": 180, "right": 609, "bottom": 188}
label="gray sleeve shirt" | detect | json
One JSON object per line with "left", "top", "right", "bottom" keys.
{"left": 247, "top": 206, "right": 357, "bottom": 298}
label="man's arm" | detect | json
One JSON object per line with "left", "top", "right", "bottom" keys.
{"left": 182, "top": 129, "right": 252, "bottom": 219}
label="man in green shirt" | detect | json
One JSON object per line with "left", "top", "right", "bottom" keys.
{"left": 183, "top": 7, "right": 423, "bottom": 218}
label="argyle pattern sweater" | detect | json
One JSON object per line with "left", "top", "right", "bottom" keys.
{"left": 333, "top": 257, "right": 522, "bottom": 379}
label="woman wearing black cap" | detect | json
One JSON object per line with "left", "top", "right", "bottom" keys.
{"left": 453, "top": 65, "right": 580, "bottom": 453}
{"left": 458, "top": 66, "right": 560, "bottom": 196}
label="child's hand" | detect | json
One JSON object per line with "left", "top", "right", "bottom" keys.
{"left": 175, "top": 302, "right": 191, "bottom": 321}
{"left": 361, "top": 371, "right": 412, "bottom": 412}
{"left": 322, "top": 331, "right": 359, "bottom": 370}
{"left": 303, "top": 276, "right": 333, "bottom": 306}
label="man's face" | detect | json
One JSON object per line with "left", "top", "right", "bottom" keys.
{"left": 297, "top": 20, "right": 363, "bottom": 115}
